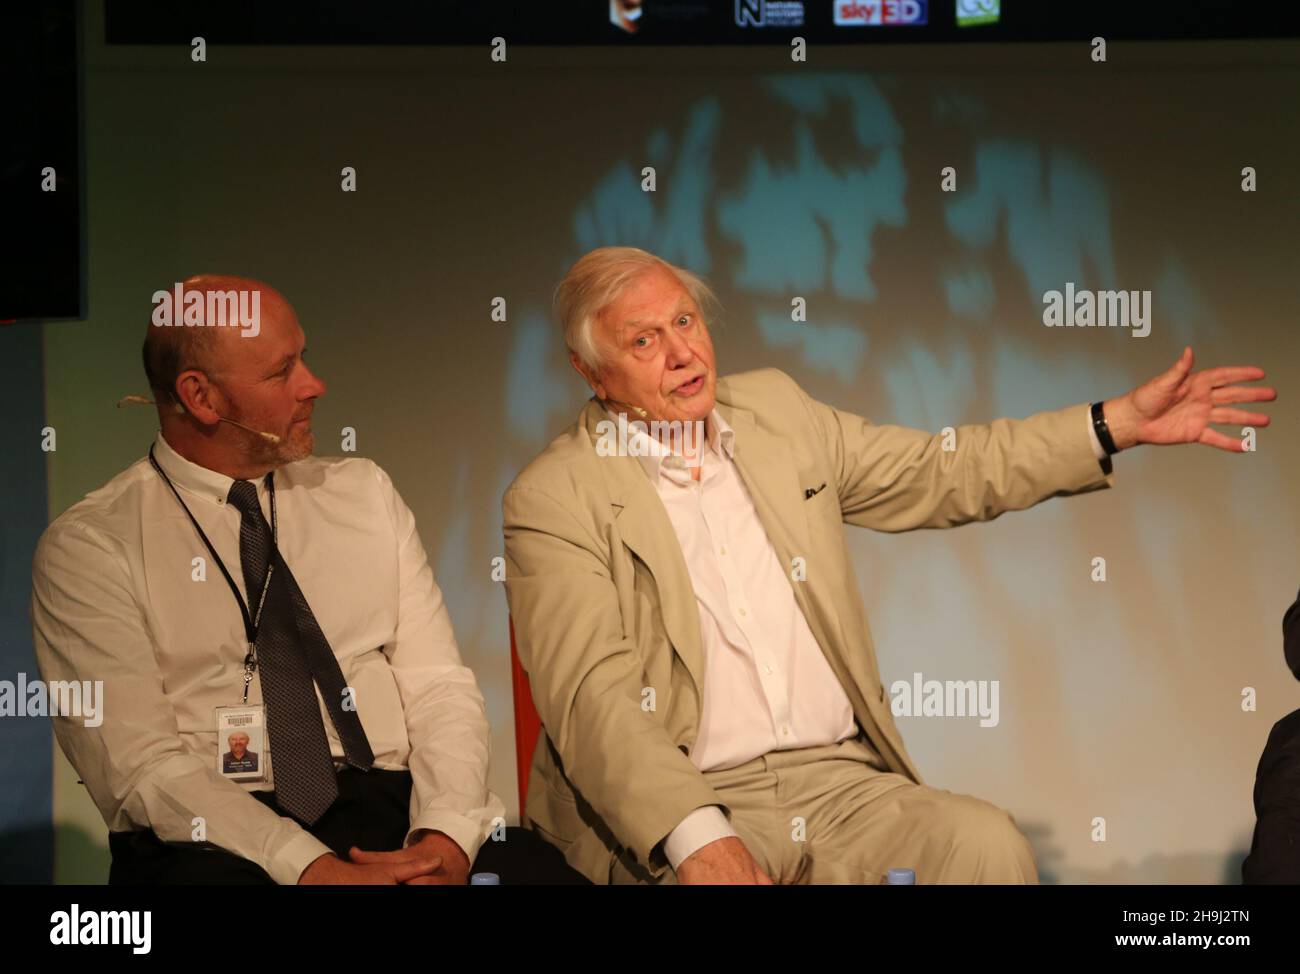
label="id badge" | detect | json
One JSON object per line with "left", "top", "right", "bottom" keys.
{"left": 216, "top": 705, "right": 267, "bottom": 782}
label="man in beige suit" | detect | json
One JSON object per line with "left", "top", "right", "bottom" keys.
{"left": 503, "top": 246, "right": 1274, "bottom": 885}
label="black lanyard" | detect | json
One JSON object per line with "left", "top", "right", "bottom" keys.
{"left": 148, "top": 445, "right": 278, "bottom": 646}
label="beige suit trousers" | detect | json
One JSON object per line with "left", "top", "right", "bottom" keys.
{"left": 612, "top": 733, "right": 1038, "bottom": 885}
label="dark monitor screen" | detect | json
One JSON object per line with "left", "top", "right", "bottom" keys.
{"left": 0, "top": 1, "right": 81, "bottom": 322}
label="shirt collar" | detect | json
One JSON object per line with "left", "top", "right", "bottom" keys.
{"left": 604, "top": 406, "right": 735, "bottom": 482}
{"left": 150, "top": 430, "right": 264, "bottom": 508}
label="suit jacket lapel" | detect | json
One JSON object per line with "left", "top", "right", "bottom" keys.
{"left": 582, "top": 402, "right": 707, "bottom": 698}
{"left": 716, "top": 402, "right": 813, "bottom": 570}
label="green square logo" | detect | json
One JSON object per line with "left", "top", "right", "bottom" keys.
{"left": 956, "top": 0, "right": 1000, "bottom": 26}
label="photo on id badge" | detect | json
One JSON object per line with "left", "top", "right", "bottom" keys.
{"left": 217, "top": 705, "right": 266, "bottom": 781}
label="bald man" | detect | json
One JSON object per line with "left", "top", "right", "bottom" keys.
{"left": 222, "top": 732, "right": 258, "bottom": 775}
{"left": 31, "top": 276, "right": 581, "bottom": 885}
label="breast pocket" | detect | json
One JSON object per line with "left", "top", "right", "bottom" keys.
{"left": 803, "top": 480, "right": 841, "bottom": 527}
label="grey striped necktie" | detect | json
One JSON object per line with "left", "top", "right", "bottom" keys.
{"left": 227, "top": 479, "right": 374, "bottom": 825}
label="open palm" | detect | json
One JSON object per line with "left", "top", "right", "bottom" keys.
{"left": 1128, "top": 346, "right": 1275, "bottom": 452}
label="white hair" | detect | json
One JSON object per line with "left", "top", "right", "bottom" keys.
{"left": 553, "top": 246, "right": 719, "bottom": 372}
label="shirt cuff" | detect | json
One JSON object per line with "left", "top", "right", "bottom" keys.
{"left": 664, "top": 805, "right": 737, "bottom": 871}
{"left": 1085, "top": 405, "right": 1108, "bottom": 460}
{"left": 268, "top": 829, "right": 334, "bottom": 885}
{"left": 407, "top": 811, "right": 486, "bottom": 867}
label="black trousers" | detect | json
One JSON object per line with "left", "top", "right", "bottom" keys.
{"left": 1242, "top": 707, "right": 1300, "bottom": 884}
{"left": 108, "top": 768, "right": 588, "bottom": 885}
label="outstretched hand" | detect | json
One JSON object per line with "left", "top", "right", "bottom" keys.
{"left": 1103, "top": 347, "right": 1275, "bottom": 453}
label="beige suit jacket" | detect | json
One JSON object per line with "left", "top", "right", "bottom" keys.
{"left": 503, "top": 368, "right": 1114, "bottom": 883}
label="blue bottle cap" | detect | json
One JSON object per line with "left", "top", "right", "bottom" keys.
{"left": 886, "top": 868, "right": 916, "bottom": 885}
{"left": 470, "top": 872, "right": 500, "bottom": 885}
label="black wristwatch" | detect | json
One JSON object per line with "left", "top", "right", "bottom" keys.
{"left": 1090, "top": 400, "right": 1119, "bottom": 455}
{"left": 1091, "top": 400, "right": 1117, "bottom": 475}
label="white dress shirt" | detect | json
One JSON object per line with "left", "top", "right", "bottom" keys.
{"left": 636, "top": 407, "right": 1111, "bottom": 870}
{"left": 31, "top": 432, "right": 505, "bottom": 884}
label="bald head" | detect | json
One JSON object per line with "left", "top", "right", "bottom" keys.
{"left": 142, "top": 275, "right": 327, "bottom": 480}
{"left": 228, "top": 732, "right": 250, "bottom": 758}
{"left": 143, "top": 275, "right": 291, "bottom": 410}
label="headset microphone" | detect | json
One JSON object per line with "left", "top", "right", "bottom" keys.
{"left": 216, "top": 416, "right": 281, "bottom": 443}
{"left": 116, "top": 395, "right": 282, "bottom": 443}
{"left": 600, "top": 397, "right": 648, "bottom": 419}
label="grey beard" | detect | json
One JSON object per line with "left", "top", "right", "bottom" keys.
{"left": 242, "top": 424, "right": 312, "bottom": 471}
